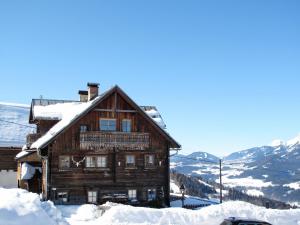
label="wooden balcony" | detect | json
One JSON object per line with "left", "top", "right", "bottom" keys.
{"left": 79, "top": 131, "right": 150, "bottom": 150}
{"left": 26, "top": 133, "right": 41, "bottom": 146}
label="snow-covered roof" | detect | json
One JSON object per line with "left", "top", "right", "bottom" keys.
{"left": 140, "top": 106, "right": 166, "bottom": 129}
{"left": 31, "top": 101, "right": 167, "bottom": 129}
{"left": 31, "top": 99, "right": 79, "bottom": 121}
{"left": 15, "top": 150, "right": 35, "bottom": 159}
{"left": 31, "top": 96, "right": 102, "bottom": 149}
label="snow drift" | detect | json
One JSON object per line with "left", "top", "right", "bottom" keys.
{"left": 0, "top": 188, "right": 66, "bottom": 225}
{"left": 1, "top": 188, "right": 300, "bottom": 225}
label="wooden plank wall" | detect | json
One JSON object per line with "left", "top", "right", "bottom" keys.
{"left": 0, "top": 147, "right": 21, "bottom": 171}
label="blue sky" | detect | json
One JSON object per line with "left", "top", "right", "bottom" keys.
{"left": 0, "top": 1, "right": 300, "bottom": 156}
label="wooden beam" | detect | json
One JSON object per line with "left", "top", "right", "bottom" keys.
{"left": 94, "top": 109, "right": 137, "bottom": 113}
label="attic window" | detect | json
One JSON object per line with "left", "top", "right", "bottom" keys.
{"left": 100, "top": 119, "right": 116, "bottom": 131}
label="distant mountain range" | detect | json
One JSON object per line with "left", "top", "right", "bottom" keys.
{"left": 0, "top": 102, "right": 34, "bottom": 147}
{"left": 171, "top": 136, "right": 300, "bottom": 205}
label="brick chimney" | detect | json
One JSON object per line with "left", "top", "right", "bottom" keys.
{"left": 87, "top": 82, "right": 99, "bottom": 101}
{"left": 78, "top": 90, "right": 88, "bottom": 102}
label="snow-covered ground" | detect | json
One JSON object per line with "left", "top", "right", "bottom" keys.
{"left": 1, "top": 188, "right": 300, "bottom": 225}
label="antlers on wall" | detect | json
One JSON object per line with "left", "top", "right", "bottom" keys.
{"left": 71, "top": 156, "right": 86, "bottom": 167}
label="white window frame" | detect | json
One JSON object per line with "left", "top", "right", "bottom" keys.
{"left": 88, "top": 191, "right": 97, "bottom": 203}
{"left": 145, "top": 154, "right": 155, "bottom": 167}
{"left": 59, "top": 156, "right": 70, "bottom": 169}
{"left": 57, "top": 192, "right": 68, "bottom": 202}
{"left": 100, "top": 119, "right": 116, "bottom": 131}
{"left": 128, "top": 189, "right": 137, "bottom": 200}
{"left": 122, "top": 119, "right": 131, "bottom": 132}
{"left": 126, "top": 155, "right": 135, "bottom": 167}
{"left": 86, "top": 156, "right": 96, "bottom": 168}
{"left": 97, "top": 156, "right": 107, "bottom": 167}
{"left": 147, "top": 188, "right": 156, "bottom": 201}
{"left": 86, "top": 156, "right": 107, "bottom": 168}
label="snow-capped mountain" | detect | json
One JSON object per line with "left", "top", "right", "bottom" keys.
{"left": 0, "top": 102, "right": 34, "bottom": 147}
{"left": 171, "top": 135, "right": 300, "bottom": 205}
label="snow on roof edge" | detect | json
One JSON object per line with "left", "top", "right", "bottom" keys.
{"left": 30, "top": 90, "right": 110, "bottom": 150}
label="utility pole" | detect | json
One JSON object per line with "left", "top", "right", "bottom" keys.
{"left": 219, "top": 159, "right": 223, "bottom": 204}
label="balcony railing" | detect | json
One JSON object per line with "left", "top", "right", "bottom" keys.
{"left": 79, "top": 131, "right": 150, "bottom": 150}
{"left": 26, "top": 133, "right": 42, "bottom": 146}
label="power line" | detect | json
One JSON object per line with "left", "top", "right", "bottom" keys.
{"left": 0, "top": 119, "right": 36, "bottom": 129}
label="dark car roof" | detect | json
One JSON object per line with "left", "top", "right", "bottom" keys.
{"left": 225, "top": 217, "right": 271, "bottom": 224}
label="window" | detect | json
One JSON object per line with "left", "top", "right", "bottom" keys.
{"left": 147, "top": 188, "right": 156, "bottom": 201}
{"left": 126, "top": 155, "right": 135, "bottom": 167}
{"left": 86, "top": 156, "right": 96, "bottom": 167}
{"left": 80, "top": 125, "right": 88, "bottom": 132}
{"left": 86, "top": 156, "right": 107, "bottom": 168}
{"left": 57, "top": 192, "right": 68, "bottom": 202}
{"left": 122, "top": 119, "right": 131, "bottom": 132}
{"left": 88, "top": 191, "right": 97, "bottom": 203}
{"left": 128, "top": 189, "right": 137, "bottom": 201}
{"left": 59, "top": 156, "right": 70, "bottom": 169}
{"left": 97, "top": 156, "right": 107, "bottom": 167}
{"left": 100, "top": 119, "right": 116, "bottom": 131}
{"left": 145, "top": 155, "right": 155, "bottom": 167}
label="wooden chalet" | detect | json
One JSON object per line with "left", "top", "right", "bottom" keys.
{"left": 16, "top": 83, "right": 180, "bottom": 206}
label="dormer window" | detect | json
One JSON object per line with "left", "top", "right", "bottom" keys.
{"left": 100, "top": 119, "right": 116, "bottom": 131}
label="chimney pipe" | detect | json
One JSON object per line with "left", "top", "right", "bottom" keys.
{"left": 87, "top": 82, "right": 99, "bottom": 101}
{"left": 78, "top": 90, "right": 88, "bottom": 102}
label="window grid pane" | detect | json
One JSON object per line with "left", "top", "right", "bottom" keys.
{"left": 97, "top": 156, "right": 107, "bottom": 167}
{"left": 80, "top": 125, "right": 88, "bottom": 132}
{"left": 88, "top": 191, "right": 97, "bottom": 203}
{"left": 128, "top": 189, "right": 137, "bottom": 200}
{"left": 126, "top": 155, "right": 135, "bottom": 167}
{"left": 122, "top": 120, "right": 131, "bottom": 132}
{"left": 86, "top": 156, "right": 107, "bottom": 168}
{"left": 145, "top": 155, "right": 155, "bottom": 167}
{"left": 100, "top": 119, "right": 116, "bottom": 131}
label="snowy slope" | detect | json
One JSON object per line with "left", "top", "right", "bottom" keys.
{"left": 1, "top": 188, "right": 300, "bottom": 225}
{"left": 0, "top": 102, "right": 35, "bottom": 147}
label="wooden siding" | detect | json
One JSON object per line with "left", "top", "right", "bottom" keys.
{"left": 0, "top": 147, "right": 21, "bottom": 171}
